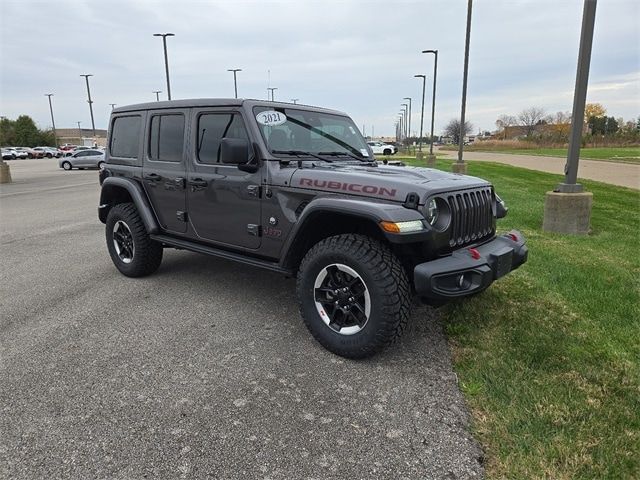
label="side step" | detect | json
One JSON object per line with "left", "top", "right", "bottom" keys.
{"left": 151, "top": 234, "right": 292, "bottom": 275}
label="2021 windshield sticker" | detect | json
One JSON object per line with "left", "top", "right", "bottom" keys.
{"left": 256, "top": 110, "right": 287, "bottom": 126}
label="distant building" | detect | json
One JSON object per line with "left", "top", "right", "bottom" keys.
{"left": 55, "top": 128, "right": 108, "bottom": 147}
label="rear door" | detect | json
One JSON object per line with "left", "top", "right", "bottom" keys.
{"left": 187, "top": 108, "right": 262, "bottom": 249}
{"left": 142, "top": 109, "right": 189, "bottom": 234}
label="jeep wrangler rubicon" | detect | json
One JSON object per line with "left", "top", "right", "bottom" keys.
{"left": 98, "top": 99, "right": 527, "bottom": 359}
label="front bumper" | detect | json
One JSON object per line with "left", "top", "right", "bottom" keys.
{"left": 414, "top": 230, "right": 528, "bottom": 301}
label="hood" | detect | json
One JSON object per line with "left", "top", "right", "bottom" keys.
{"left": 288, "top": 163, "right": 490, "bottom": 204}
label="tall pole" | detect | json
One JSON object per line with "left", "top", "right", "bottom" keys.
{"left": 109, "top": 103, "right": 116, "bottom": 110}
{"left": 268, "top": 87, "right": 277, "bottom": 101}
{"left": 401, "top": 104, "right": 408, "bottom": 140}
{"left": 291, "top": 99, "right": 299, "bottom": 104}
{"left": 80, "top": 74, "right": 96, "bottom": 138}
{"left": 153, "top": 91, "right": 162, "bottom": 101}
{"left": 423, "top": 49, "right": 439, "bottom": 156}
{"left": 559, "top": 0, "right": 597, "bottom": 193}
{"left": 227, "top": 68, "right": 242, "bottom": 98}
{"left": 153, "top": 33, "right": 175, "bottom": 100}
{"left": 457, "top": 0, "right": 472, "bottom": 168}
{"left": 414, "top": 75, "right": 426, "bottom": 153}
{"left": 77, "top": 121, "right": 82, "bottom": 142}
{"left": 45, "top": 94, "right": 58, "bottom": 147}
{"left": 403, "top": 97, "right": 412, "bottom": 139}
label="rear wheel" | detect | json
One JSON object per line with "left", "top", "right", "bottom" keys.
{"left": 46, "top": 153, "right": 53, "bottom": 158}
{"left": 383, "top": 148, "right": 391, "bottom": 155}
{"left": 105, "top": 203, "right": 163, "bottom": 277}
{"left": 296, "top": 234, "right": 411, "bottom": 359}
{"left": 98, "top": 161, "right": 105, "bottom": 170}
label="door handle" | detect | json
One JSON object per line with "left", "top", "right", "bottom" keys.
{"left": 144, "top": 173, "right": 161, "bottom": 181}
{"left": 188, "top": 178, "right": 208, "bottom": 187}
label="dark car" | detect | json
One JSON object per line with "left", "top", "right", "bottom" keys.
{"left": 98, "top": 99, "right": 527, "bottom": 358}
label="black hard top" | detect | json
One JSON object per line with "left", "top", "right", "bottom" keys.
{"left": 112, "top": 98, "right": 346, "bottom": 116}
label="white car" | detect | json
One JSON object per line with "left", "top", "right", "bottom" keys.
{"left": 367, "top": 141, "right": 397, "bottom": 156}
{"left": 58, "top": 149, "right": 105, "bottom": 170}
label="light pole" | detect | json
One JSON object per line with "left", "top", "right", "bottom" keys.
{"left": 80, "top": 74, "right": 96, "bottom": 138}
{"left": 268, "top": 87, "right": 277, "bottom": 101}
{"left": 77, "top": 121, "right": 82, "bottom": 143}
{"left": 423, "top": 49, "right": 439, "bottom": 163}
{"left": 45, "top": 94, "right": 58, "bottom": 147}
{"left": 455, "top": 0, "right": 472, "bottom": 174}
{"left": 109, "top": 103, "right": 116, "bottom": 110}
{"left": 401, "top": 104, "right": 408, "bottom": 143}
{"left": 414, "top": 75, "right": 427, "bottom": 158}
{"left": 227, "top": 68, "right": 242, "bottom": 98}
{"left": 153, "top": 33, "right": 175, "bottom": 100}
{"left": 291, "top": 98, "right": 299, "bottom": 104}
{"left": 153, "top": 91, "right": 162, "bottom": 101}
{"left": 403, "top": 97, "right": 412, "bottom": 139}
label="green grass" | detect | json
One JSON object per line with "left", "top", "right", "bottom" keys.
{"left": 451, "top": 146, "right": 640, "bottom": 164}
{"left": 405, "top": 157, "right": 640, "bottom": 479}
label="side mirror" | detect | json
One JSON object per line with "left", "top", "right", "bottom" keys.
{"left": 220, "top": 137, "right": 249, "bottom": 165}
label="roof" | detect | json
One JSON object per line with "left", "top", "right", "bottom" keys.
{"left": 112, "top": 98, "right": 346, "bottom": 117}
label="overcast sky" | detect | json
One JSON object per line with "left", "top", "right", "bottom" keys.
{"left": 0, "top": 0, "right": 638, "bottom": 137}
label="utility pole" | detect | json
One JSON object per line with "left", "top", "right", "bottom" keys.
{"left": 268, "top": 87, "right": 277, "bottom": 101}
{"left": 77, "top": 121, "right": 82, "bottom": 143}
{"left": 543, "top": 0, "right": 597, "bottom": 234}
{"left": 80, "top": 74, "right": 96, "bottom": 138}
{"left": 45, "top": 94, "right": 58, "bottom": 147}
{"left": 153, "top": 91, "right": 162, "bottom": 101}
{"left": 455, "top": 0, "right": 472, "bottom": 174}
{"left": 423, "top": 49, "right": 439, "bottom": 165}
{"left": 153, "top": 33, "right": 175, "bottom": 100}
{"left": 227, "top": 68, "right": 242, "bottom": 98}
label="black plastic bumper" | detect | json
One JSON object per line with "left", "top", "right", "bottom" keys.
{"left": 414, "top": 230, "right": 528, "bottom": 302}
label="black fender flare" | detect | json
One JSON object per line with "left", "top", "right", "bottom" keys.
{"left": 98, "top": 177, "right": 159, "bottom": 234}
{"left": 279, "top": 196, "right": 428, "bottom": 268}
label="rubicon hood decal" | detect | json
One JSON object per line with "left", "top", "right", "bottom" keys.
{"left": 298, "top": 178, "right": 397, "bottom": 198}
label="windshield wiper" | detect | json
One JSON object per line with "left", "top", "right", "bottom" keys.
{"left": 271, "top": 150, "right": 334, "bottom": 163}
{"left": 318, "top": 151, "right": 374, "bottom": 163}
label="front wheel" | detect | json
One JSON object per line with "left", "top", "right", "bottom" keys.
{"left": 62, "top": 161, "right": 72, "bottom": 170}
{"left": 296, "top": 234, "right": 411, "bottom": 359}
{"left": 105, "top": 203, "right": 163, "bottom": 277}
{"left": 383, "top": 148, "right": 391, "bottom": 155}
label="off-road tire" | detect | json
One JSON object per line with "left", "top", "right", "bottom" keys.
{"left": 296, "top": 234, "right": 411, "bottom": 359}
{"left": 383, "top": 148, "right": 391, "bottom": 155}
{"left": 62, "top": 161, "right": 72, "bottom": 170}
{"left": 105, "top": 203, "right": 163, "bottom": 277}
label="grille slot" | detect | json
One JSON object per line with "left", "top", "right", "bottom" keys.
{"left": 447, "top": 188, "right": 495, "bottom": 248}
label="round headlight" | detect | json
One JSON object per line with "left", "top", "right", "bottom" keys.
{"left": 426, "top": 198, "right": 439, "bottom": 225}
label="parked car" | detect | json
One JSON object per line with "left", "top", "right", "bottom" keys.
{"left": 367, "top": 141, "right": 397, "bottom": 156}
{"left": 5, "top": 148, "right": 28, "bottom": 159}
{"left": 64, "top": 145, "right": 92, "bottom": 157}
{"left": 58, "top": 149, "right": 105, "bottom": 170}
{"left": 33, "top": 146, "right": 62, "bottom": 158}
{"left": 12, "top": 147, "right": 41, "bottom": 159}
{"left": 1, "top": 148, "right": 16, "bottom": 160}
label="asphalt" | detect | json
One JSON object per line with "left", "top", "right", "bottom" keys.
{"left": 0, "top": 159, "right": 484, "bottom": 479}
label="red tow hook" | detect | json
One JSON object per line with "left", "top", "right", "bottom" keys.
{"left": 507, "top": 232, "right": 519, "bottom": 242}
{"left": 468, "top": 248, "right": 481, "bottom": 260}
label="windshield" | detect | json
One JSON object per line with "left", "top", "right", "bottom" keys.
{"left": 253, "top": 106, "right": 370, "bottom": 160}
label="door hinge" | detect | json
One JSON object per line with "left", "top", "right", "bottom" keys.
{"left": 247, "top": 185, "right": 261, "bottom": 198}
{"left": 247, "top": 224, "right": 261, "bottom": 236}
{"left": 177, "top": 211, "right": 188, "bottom": 222}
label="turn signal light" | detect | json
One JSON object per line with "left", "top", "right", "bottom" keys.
{"left": 379, "top": 220, "right": 425, "bottom": 233}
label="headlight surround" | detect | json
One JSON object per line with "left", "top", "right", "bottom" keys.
{"left": 426, "top": 198, "right": 439, "bottom": 226}
{"left": 424, "top": 196, "right": 451, "bottom": 232}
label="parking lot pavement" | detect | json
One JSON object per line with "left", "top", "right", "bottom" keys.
{"left": 0, "top": 160, "right": 483, "bottom": 479}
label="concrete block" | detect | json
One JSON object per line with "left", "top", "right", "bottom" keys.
{"left": 543, "top": 191, "right": 593, "bottom": 235}
{"left": 416, "top": 152, "right": 425, "bottom": 162}
{"left": 426, "top": 154, "right": 436, "bottom": 167}
{"left": 0, "top": 163, "right": 11, "bottom": 184}
{"left": 452, "top": 162, "right": 467, "bottom": 174}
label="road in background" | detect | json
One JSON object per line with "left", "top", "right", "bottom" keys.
{"left": 437, "top": 148, "right": 639, "bottom": 189}
{"left": 0, "top": 160, "right": 483, "bottom": 479}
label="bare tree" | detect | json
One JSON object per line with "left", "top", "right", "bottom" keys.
{"left": 495, "top": 114, "right": 517, "bottom": 138}
{"left": 552, "top": 111, "right": 572, "bottom": 124}
{"left": 444, "top": 118, "right": 473, "bottom": 145}
{"left": 518, "top": 107, "right": 546, "bottom": 137}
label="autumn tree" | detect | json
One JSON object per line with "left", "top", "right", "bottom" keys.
{"left": 444, "top": 118, "right": 473, "bottom": 145}
{"left": 584, "top": 103, "right": 606, "bottom": 122}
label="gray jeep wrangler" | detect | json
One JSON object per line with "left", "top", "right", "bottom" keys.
{"left": 98, "top": 99, "right": 527, "bottom": 358}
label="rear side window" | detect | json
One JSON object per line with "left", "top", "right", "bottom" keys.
{"left": 197, "top": 113, "right": 248, "bottom": 165}
{"left": 110, "top": 116, "right": 141, "bottom": 158}
{"left": 149, "top": 114, "right": 185, "bottom": 162}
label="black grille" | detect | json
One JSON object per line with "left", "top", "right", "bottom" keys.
{"left": 446, "top": 187, "right": 495, "bottom": 248}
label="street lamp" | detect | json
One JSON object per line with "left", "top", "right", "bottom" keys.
{"left": 403, "top": 97, "right": 412, "bottom": 139}
{"left": 153, "top": 33, "right": 175, "bottom": 100}
{"left": 455, "top": 0, "right": 473, "bottom": 174}
{"left": 268, "top": 87, "right": 278, "bottom": 101}
{"left": 109, "top": 103, "right": 116, "bottom": 110}
{"left": 80, "top": 74, "right": 96, "bottom": 138}
{"left": 291, "top": 98, "right": 299, "bottom": 104}
{"left": 422, "top": 49, "right": 439, "bottom": 162}
{"left": 414, "top": 75, "right": 427, "bottom": 157}
{"left": 44, "top": 94, "right": 58, "bottom": 147}
{"left": 227, "top": 68, "right": 242, "bottom": 98}
{"left": 153, "top": 91, "right": 162, "bottom": 101}
{"left": 401, "top": 103, "right": 408, "bottom": 141}
{"left": 77, "top": 121, "right": 82, "bottom": 142}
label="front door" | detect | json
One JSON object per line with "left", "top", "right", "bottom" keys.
{"left": 142, "top": 109, "right": 188, "bottom": 234}
{"left": 187, "top": 109, "right": 261, "bottom": 249}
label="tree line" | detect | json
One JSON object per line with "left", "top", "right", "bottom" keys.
{"left": 0, "top": 116, "right": 56, "bottom": 147}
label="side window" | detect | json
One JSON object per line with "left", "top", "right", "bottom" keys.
{"left": 149, "top": 114, "right": 185, "bottom": 162}
{"left": 110, "top": 116, "right": 141, "bottom": 158}
{"left": 197, "top": 113, "right": 248, "bottom": 165}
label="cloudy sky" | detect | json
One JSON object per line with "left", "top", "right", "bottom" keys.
{"left": 1, "top": 0, "right": 638, "bottom": 137}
